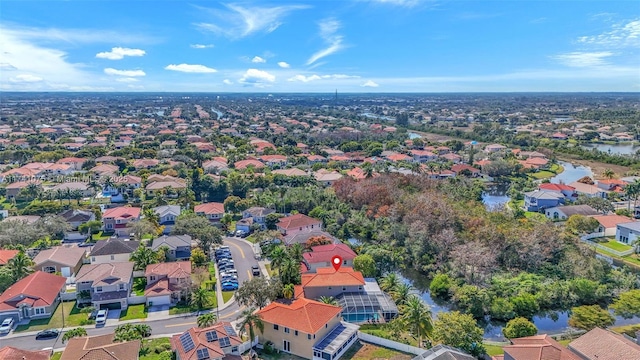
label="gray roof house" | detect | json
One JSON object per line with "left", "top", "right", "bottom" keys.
{"left": 76, "top": 262, "right": 134, "bottom": 310}
{"left": 412, "top": 345, "right": 475, "bottom": 360}
{"left": 90, "top": 238, "right": 139, "bottom": 264}
{"left": 151, "top": 235, "right": 192, "bottom": 261}
{"left": 616, "top": 221, "right": 640, "bottom": 245}
{"left": 523, "top": 190, "right": 564, "bottom": 212}
{"left": 545, "top": 205, "right": 599, "bottom": 221}
{"left": 153, "top": 205, "right": 180, "bottom": 235}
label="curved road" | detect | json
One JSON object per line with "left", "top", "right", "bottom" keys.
{"left": 2, "top": 237, "right": 259, "bottom": 351}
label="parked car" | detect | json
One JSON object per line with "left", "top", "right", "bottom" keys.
{"left": 220, "top": 269, "right": 237, "bottom": 276}
{"left": 95, "top": 309, "right": 108, "bottom": 325}
{"left": 0, "top": 318, "right": 14, "bottom": 334}
{"left": 221, "top": 282, "right": 239, "bottom": 291}
{"left": 218, "top": 264, "right": 235, "bottom": 272}
{"left": 252, "top": 265, "right": 261, "bottom": 276}
{"left": 221, "top": 276, "right": 238, "bottom": 283}
{"left": 217, "top": 259, "right": 234, "bottom": 266}
{"left": 35, "top": 329, "right": 59, "bottom": 340}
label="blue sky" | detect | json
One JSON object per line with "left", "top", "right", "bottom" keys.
{"left": 1, "top": 0, "right": 639, "bottom": 92}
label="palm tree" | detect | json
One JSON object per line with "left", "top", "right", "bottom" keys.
{"left": 380, "top": 273, "right": 401, "bottom": 293}
{"left": 103, "top": 176, "right": 115, "bottom": 194}
{"left": 197, "top": 313, "right": 217, "bottom": 328}
{"left": 280, "top": 257, "right": 301, "bottom": 286}
{"left": 400, "top": 296, "right": 433, "bottom": 348}
{"left": 238, "top": 308, "right": 264, "bottom": 350}
{"left": 318, "top": 296, "right": 338, "bottom": 306}
{"left": 8, "top": 252, "right": 34, "bottom": 281}
{"left": 129, "top": 245, "right": 159, "bottom": 271}
{"left": 268, "top": 246, "right": 287, "bottom": 274}
{"left": 282, "top": 284, "right": 295, "bottom": 300}
{"left": 287, "top": 243, "right": 305, "bottom": 263}
{"left": 603, "top": 168, "right": 615, "bottom": 179}
{"left": 190, "top": 287, "right": 211, "bottom": 310}
{"left": 392, "top": 283, "right": 414, "bottom": 307}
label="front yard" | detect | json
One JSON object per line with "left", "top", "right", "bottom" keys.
{"left": 15, "top": 301, "right": 93, "bottom": 332}
{"left": 341, "top": 341, "right": 412, "bottom": 360}
{"left": 120, "top": 304, "right": 148, "bottom": 321}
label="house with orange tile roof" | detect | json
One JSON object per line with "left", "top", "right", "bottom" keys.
{"left": 493, "top": 334, "right": 580, "bottom": 360}
{"left": 60, "top": 333, "right": 141, "bottom": 360}
{"left": 277, "top": 213, "right": 322, "bottom": 235}
{"left": 296, "top": 267, "right": 365, "bottom": 299}
{"left": 0, "top": 249, "right": 19, "bottom": 266}
{"left": 0, "top": 271, "right": 66, "bottom": 322}
{"left": 102, "top": 206, "right": 142, "bottom": 237}
{"left": 590, "top": 214, "right": 635, "bottom": 236}
{"left": 171, "top": 321, "right": 243, "bottom": 360}
{"left": 145, "top": 261, "right": 191, "bottom": 306}
{"left": 56, "top": 157, "right": 86, "bottom": 171}
{"left": 0, "top": 346, "right": 50, "bottom": 360}
{"left": 451, "top": 164, "right": 481, "bottom": 177}
{"left": 234, "top": 159, "right": 265, "bottom": 170}
{"left": 195, "top": 202, "right": 225, "bottom": 223}
{"left": 256, "top": 298, "right": 359, "bottom": 360}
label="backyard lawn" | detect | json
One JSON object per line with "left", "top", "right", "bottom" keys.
{"left": 140, "top": 337, "right": 173, "bottom": 360}
{"left": 341, "top": 341, "right": 412, "bottom": 360}
{"left": 15, "top": 301, "right": 93, "bottom": 332}
{"left": 484, "top": 344, "right": 504, "bottom": 356}
{"left": 528, "top": 164, "right": 564, "bottom": 180}
{"left": 120, "top": 304, "right": 148, "bottom": 321}
{"left": 600, "top": 240, "right": 633, "bottom": 252}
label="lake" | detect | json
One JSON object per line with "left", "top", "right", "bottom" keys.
{"left": 211, "top": 107, "right": 224, "bottom": 120}
{"left": 482, "top": 184, "right": 511, "bottom": 209}
{"left": 400, "top": 270, "right": 640, "bottom": 341}
{"left": 360, "top": 112, "right": 395, "bottom": 122}
{"left": 581, "top": 143, "right": 640, "bottom": 156}
{"left": 550, "top": 161, "right": 593, "bottom": 184}
{"left": 408, "top": 132, "right": 422, "bottom": 140}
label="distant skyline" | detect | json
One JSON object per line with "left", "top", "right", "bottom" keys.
{"left": 1, "top": 1, "right": 639, "bottom": 92}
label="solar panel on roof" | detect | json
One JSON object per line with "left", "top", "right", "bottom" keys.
{"left": 223, "top": 324, "right": 236, "bottom": 336}
{"left": 196, "top": 348, "right": 210, "bottom": 360}
{"left": 218, "top": 337, "right": 231, "bottom": 347}
{"left": 205, "top": 331, "right": 218, "bottom": 342}
{"left": 180, "top": 332, "right": 195, "bottom": 352}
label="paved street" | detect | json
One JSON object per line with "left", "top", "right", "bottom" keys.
{"left": 1, "top": 237, "right": 260, "bottom": 352}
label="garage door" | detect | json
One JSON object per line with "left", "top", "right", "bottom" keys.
{"left": 148, "top": 295, "right": 171, "bottom": 306}
{"left": 100, "top": 302, "right": 122, "bottom": 310}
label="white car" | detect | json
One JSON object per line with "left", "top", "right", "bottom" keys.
{"left": 95, "top": 310, "right": 108, "bottom": 325}
{"left": 0, "top": 318, "right": 14, "bottom": 334}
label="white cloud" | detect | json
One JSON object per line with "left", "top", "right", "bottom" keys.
{"left": 0, "top": 63, "right": 17, "bottom": 71}
{"left": 96, "top": 47, "right": 146, "bottom": 60}
{"left": 552, "top": 52, "right": 614, "bottom": 67}
{"left": 361, "top": 80, "right": 379, "bottom": 87}
{"left": 10, "top": 74, "right": 43, "bottom": 83}
{"left": 239, "top": 68, "right": 276, "bottom": 84}
{"left": 115, "top": 77, "right": 139, "bottom": 83}
{"left": 191, "top": 44, "right": 214, "bottom": 49}
{"left": 195, "top": 4, "right": 309, "bottom": 39}
{"left": 165, "top": 64, "right": 217, "bottom": 73}
{"left": 288, "top": 74, "right": 360, "bottom": 82}
{"left": 252, "top": 56, "right": 266, "bottom": 63}
{"left": 104, "top": 68, "right": 146, "bottom": 77}
{"left": 277, "top": 61, "right": 290, "bottom": 68}
{"left": 578, "top": 19, "right": 640, "bottom": 48}
{"left": 2, "top": 24, "right": 157, "bottom": 45}
{"left": 223, "top": 79, "right": 233, "bottom": 85}
{"left": 306, "top": 18, "right": 346, "bottom": 65}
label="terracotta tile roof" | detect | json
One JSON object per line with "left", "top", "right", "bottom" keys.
{"left": 590, "top": 214, "right": 635, "bottom": 229}
{"left": 301, "top": 267, "right": 365, "bottom": 290}
{"left": 503, "top": 334, "right": 579, "bottom": 360}
{"left": 303, "top": 244, "right": 357, "bottom": 264}
{"left": 451, "top": 164, "right": 480, "bottom": 174}
{"left": 539, "top": 183, "right": 575, "bottom": 192}
{"left": 0, "top": 249, "right": 19, "bottom": 265}
{"left": 170, "top": 321, "right": 242, "bottom": 360}
{"left": 0, "top": 346, "right": 50, "bottom": 360}
{"left": 277, "top": 213, "right": 322, "bottom": 230}
{"left": 234, "top": 159, "right": 265, "bottom": 170}
{"left": 61, "top": 333, "right": 141, "bottom": 360}
{"left": 272, "top": 168, "right": 308, "bottom": 177}
{"left": 194, "top": 202, "right": 225, "bottom": 215}
{"left": 102, "top": 207, "right": 141, "bottom": 221}
{"left": 33, "top": 244, "right": 87, "bottom": 268}
{"left": 145, "top": 278, "right": 173, "bottom": 297}
{"left": 256, "top": 298, "right": 342, "bottom": 334}
{"left": 145, "top": 261, "right": 191, "bottom": 278}
{"left": 569, "top": 327, "right": 640, "bottom": 360}
{"left": 0, "top": 271, "right": 66, "bottom": 311}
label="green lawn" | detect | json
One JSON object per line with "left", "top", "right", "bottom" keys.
{"left": 222, "top": 291, "right": 234, "bottom": 303}
{"left": 358, "top": 324, "right": 418, "bottom": 346}
{"left": 51, "top": 352, "right": 62, "bottom": 360}
{"left": 133, "top": 277, "right": 147, "bottom": 296}
{"left": 120, "top": 304, "right": 148, "bottom": 321}
{"left": 168, "top": 291, "right": 218, "bottom": 315}
{"left": 15, "top": 301, "right": 93, "bottom": 332}
{"left": 528, "top": 163, "right": 564, "bottom": 180}
{"left": 484, "top": 344, "right": 504, "bottom": 356}
{"left": 592, "top": 247, "right": 640, "bottom": 269}
{"left": 140, "top": 337, "right": 172, "bottom": 360}
{"left": 600, "top": 240, "right": 633, "bottom": 252}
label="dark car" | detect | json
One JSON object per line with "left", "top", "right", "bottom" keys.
{"left": 35, "top": 329, "right": 59, "bottom": 340}
{"left": 252, "top": 265, "right": 261, "bottom": 276}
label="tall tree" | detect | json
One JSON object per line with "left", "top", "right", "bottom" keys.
{"left": 197, "top": 313, "right": 217, "bottom": 328}
{"left": 432, "top": 311, "right": 485, "bottom": 356}
{"left": 129, "top": 245, "right": 159, "bottom": 271}
{"left": 400, "top": 296, "right": 433, "bottom": 348}
{"left": 502, "top": 317, "right": 538, "bottom": 339}
{"left": 380, "top": 273, "right": 401, "bottom": 293}
{"left": 238, "top": 308, "right": 264, "bottom": 351}
{"left": 318, "top": 296, "right": 339, "bottom": 306}
{"left": 190, "top": 287, "right": 211, "bottom": 310}
{"left": 7, "top": 252, "right": 34, "bottom": 281}
{"left": 172, "top": 213, "right": 223, "bottom": 255}
{"left": 568, "top": 305, "right": 615, "bottom": 330}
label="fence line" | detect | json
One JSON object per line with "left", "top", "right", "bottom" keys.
{"left": 357, "top": 332, "right": 423, "bottom": 355}
{"left": 581, "top": 235, "right": 634, "bottom": 257}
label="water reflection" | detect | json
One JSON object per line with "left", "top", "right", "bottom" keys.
{"left": 550, "top": 161, "right": 593, "bottom": 184}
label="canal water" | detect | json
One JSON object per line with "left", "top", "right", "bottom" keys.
{"left": 549, "top": 161, "right": 594, "bottom": 184}
{"left": 399, "top": 270, "right": 640, "bottom": 341}
{"left": 581, "top": 143, "right": 640, "bottom": 156}
{"left": 211, "top": 107, "right": 224, "bottom": 120}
